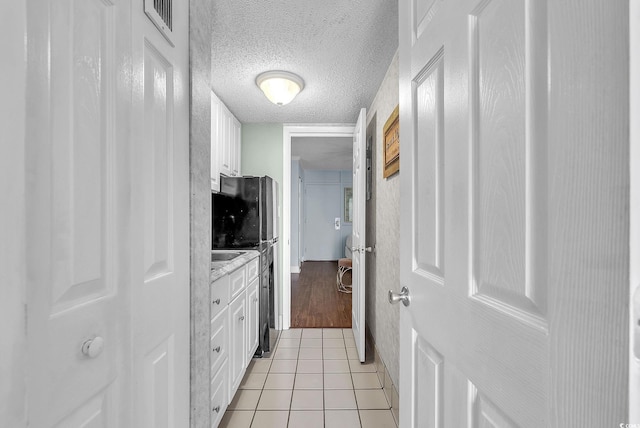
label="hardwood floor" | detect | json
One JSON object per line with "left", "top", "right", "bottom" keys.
{"left": 290, "top": 261, "right": 352, "bottom": 328}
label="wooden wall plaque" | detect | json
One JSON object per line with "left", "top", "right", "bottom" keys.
{"left": 383, "top": 105, "right": 400, "bottom": 178}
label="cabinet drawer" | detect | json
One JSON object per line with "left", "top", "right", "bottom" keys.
{"left": 246, "top": 257, "right": 259, "bottom": 282}
{"left": 211, "top": 360, "right": 228, "bottom": 428}
{"left": 211, "top": 308, "right": 228, "bottom": 376}
{"left": 211, "top": 275, "right": 230, "bottom": 320}
{"left": 229, "top": 266, "right": 247, "bottom": 300}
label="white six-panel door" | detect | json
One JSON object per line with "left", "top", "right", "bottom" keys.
{"left": 352, "top": 108, "right": 367, "bottom": 362}
{"left": 398, "top": 0, "right": 628, "bottom": 426}
{"left": 24, "top": 0, "right": 190, "bottom": 425}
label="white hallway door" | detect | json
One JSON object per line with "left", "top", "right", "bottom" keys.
{"left": 24, "top": 0, "right": 190, "bottom": 425}
{"left": 351, "top": 108, "right": 367, "bottom": 362}
{"left": 398, "top": 0, "right": 628, "bottom": 427}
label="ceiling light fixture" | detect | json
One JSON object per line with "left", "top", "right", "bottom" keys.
{"left": 256, "top": 71, "right": 305, "bottom": 106}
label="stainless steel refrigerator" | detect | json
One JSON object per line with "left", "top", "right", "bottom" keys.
{"left": 212, "top": 175, "right": 279, "bottom": 355}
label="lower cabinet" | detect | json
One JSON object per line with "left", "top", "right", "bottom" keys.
{"left": 228, "top": 291, "right": 246, "bottom": 397}
{"left": 246, "top": 278, "right": 259, "bottom": 365}
{"left": 210, "top": 254, "right": 260, "bottom": 428}
{"left": 210, "top": 361, "right": 228, "bottom": 428}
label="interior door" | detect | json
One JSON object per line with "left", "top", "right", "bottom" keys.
{"left": 131, "top": 0, "right": 190, "bottom": 426}
{"left": 352, "top": 108, "right": 366, "bottom": 362}
{"left": 24, "top": 0, "right": 134, "bottom": 425}
{"left": 24, "top": 0, "right": 190, "bottom": 425}
{"left": 305, "top": 183, "right": 342, "bottom": 260}
{"left": 398, "top": 0, "right": 628, "bottom": 426}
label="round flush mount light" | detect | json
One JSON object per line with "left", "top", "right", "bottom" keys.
{"left": 256, "top": 71, "right": 305, "bottom": 106}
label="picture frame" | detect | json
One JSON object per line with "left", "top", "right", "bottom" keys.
{"left": 383, "top": 105, "right": 400, "bottom": 178}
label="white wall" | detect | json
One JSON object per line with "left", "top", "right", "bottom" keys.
{"left": 365, "top": 51, "right": 400, "bottom": 387}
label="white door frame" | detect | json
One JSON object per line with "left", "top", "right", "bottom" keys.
{"left": 282, "top": 124, "right": 355, "bottom": 329}
{"left": 630, "top": 0, "right": 639, "bottom": 422}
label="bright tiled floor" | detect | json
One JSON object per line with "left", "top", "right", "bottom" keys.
{"left": 220, "top": 328, "right": 397, "bottom": 428}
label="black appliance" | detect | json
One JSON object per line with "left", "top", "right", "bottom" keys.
{"left": 213, "top": 175, "right": 279, "bottom": 355}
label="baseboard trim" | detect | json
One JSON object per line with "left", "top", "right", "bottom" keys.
{"left": 291, "top": 266, "right": 301, "bottom": 274}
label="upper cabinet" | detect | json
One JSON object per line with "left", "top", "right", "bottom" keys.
{"left": 211, "top": 91, "right": 241, "bottom": 192}
{"left": 210, "top": 96, "right": 221, "bottom": 192}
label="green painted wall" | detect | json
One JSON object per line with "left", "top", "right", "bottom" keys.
{"left": 241, "top": 123, "right": 284, "bottom": 317}
{"left": 241, "top": 124, "right": 283, "bottom": 187}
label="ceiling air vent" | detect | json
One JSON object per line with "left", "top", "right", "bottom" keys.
{"left": 144, "top": 0, "right": 175, "bottom": 46}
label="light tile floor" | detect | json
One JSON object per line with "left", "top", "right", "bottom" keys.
{"left": 220, "top": 328, "right": 397, "bottom": 428}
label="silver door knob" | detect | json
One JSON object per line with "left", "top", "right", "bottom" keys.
{"left": 388, "top": 287, "right": 410, "bottom": 307}
{"left": 363, "top": 246, "right": 373, "bottom": 253}
{"left": 351, "top": 247, "right": 360, "bottom": 253}
{"left": 81, "top": 336, "right": 105, "bottom": 358}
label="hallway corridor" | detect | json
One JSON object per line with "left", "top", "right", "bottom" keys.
{"left": 220, "top": 328, "right": 397, "bottom": 428}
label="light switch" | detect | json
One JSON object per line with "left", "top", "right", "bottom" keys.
{"left": 335, "top": 218, "right": 341, "bottom": 230}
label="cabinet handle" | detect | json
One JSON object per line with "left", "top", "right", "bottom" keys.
{"left": 253, "top": 298, "right": 258, "bottom": 302}
{"left": 213, "top": 346, "right": 221, "bottom": 353}
{"left": 213, "top": 298, "right": 221, "bottom": 305}
{"left": 213, "top": 405, "right": 220, "bottom": 413}
{"left": 239, "top": 315, "right": 245, "bottom": 321}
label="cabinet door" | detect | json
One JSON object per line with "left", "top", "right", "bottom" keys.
{"left": 210, "top": 94, "right": 221, "bottom": 192}
{"left": 228, "top": 292, "right": 246, "bottom": 398}
{"left": 219, "top": 107, "right": 232, "bottom": 176}
{"left": 246, "top": 278, "right": 259, "bottom": 364}
{"left": 211, "top": 307, "right": 229, "bottom": 378}
{"left": 232, "top": 118, "right": 241, "bottom": 177}
{"left": 210, "top": 361, "right": 228, "bottom": 428}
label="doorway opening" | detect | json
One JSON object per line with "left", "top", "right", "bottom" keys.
{"left": 290, "top": 136, "right": 353, "bottom": 327}
{"left": 282, "top": 125, "right": 356, "bottom": 329}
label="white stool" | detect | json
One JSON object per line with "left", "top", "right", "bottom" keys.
{"left": 337, "top": 258, "right": 352, "bottom": 293}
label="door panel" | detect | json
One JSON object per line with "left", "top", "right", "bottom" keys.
{"left": 413, "top": 52, "right": 444, "bottom": 280}
{"left": 142, "top": 41, "right": 174, "bottom": 281}
{"left": 469, "top": 0, "right": 547, "bottom": 323}
{"left": 410, "top": 335, "right": 443, "bottom": 428}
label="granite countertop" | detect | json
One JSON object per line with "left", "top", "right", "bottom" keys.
{"left": 210, "top": 249, "right": 260, "bottom": 283}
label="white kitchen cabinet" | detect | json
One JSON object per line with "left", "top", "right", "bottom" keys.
{"left": 246, "top": 277, "right": 259, "bottom": 365}
{"left": 210, "top": 361, "right": 228, "bottom": 428}
{"left": 210, "top": 253, "right": 261, "bottom": 428}
{"left": 219, "top": 108, "right": 232, "bottom": 177}
{"left": 210, "top": 306, "right": 229, "bottom": 379}
{"left": 228, "top": 290, "right": 246, "bottom": 396}
{"left": 211, "top": 91, "right": 242, "bottom": 191}
{"left": 210, "top": 94, "right": 221, "bottom": 192}
{"left": 231, "top": 118, "right": 241, "bottom": 177}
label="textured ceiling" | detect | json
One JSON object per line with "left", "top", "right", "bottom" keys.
{"left": 209, "top": 0, "right": 398, "bottom": 124}
{"left": 292, "top": 137, "right": 353, "bottom": 171}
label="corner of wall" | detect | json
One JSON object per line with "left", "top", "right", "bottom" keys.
{"left": 189, "top": 0, "right": 215, "bottom": 425}
{"left": 364, "top": 51, "right": 401, "bottom": 389}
